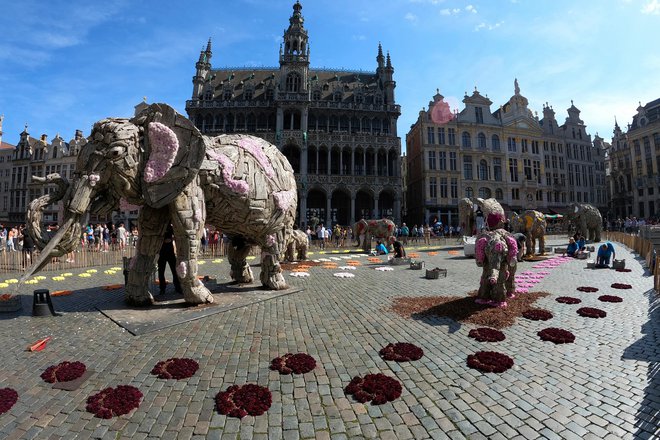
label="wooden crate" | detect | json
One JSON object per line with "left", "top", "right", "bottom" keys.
{"left": 410, "top": 261, "right": 425, "bottom": 270}
{"left": 426, "top": 268, "right": 447, "bottom": 279}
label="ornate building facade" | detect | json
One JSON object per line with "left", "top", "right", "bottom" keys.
{"left": 0, "top": 115, "right": 16, "bottom": 224}
{"left": 185, "top": 2, "right": 402, "bottom": 227}
{"left": 608, "top": 98, "right": 660, "bottom": 219}
{"left": 406, "top": 81, "right": 607, "bottom": 227}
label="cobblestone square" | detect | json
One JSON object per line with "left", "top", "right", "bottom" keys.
{"left": 0, "top": 238, "right": 658, "bottom": 439}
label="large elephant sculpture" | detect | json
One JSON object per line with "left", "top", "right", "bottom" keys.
{"left": 23, "top": 103, "right": 297, "bottom": 306}
{"left": 458, "top": 197, "right": 506, "bottom": 236}
{"left": 283, "top": 229, "right": 308, "bottom": 261}
{"left": 564, "top": 203, "right": 602, "bottom": 242}
{"left": 352, "top": 218, "right": 395, "bottom": 253}
{"left": 510, "top": 210, "right": 547, "bottom": 256}
{"left": 474, "top": 229, "right": 518, "bottom": 308}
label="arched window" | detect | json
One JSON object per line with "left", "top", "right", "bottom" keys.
{"left": 478, "top": 187, "right": 491, "bottom": 199}
{"left": 491, "top": 134, "right": 500, "bottom": 151}
{"left": 286, "top": 72, "right": 301, "bottom": 92}
{"left": 465, "top": 187, "right": 473, "bottom": 198}
{"left": 495, "top": 188, "right": 503, "bottom": 199}
{"left": 478, "top": 159, "right": 489, "bottom": 180}
{"left": 477, "top": 132, "right": 487, "bottom": 149}
{"left": 462, "top": 131, "right": 471, "bottom": 148}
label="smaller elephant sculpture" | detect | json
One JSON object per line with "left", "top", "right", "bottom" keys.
{"left": 474, "top": 229, "right": 518, "bottom": 308}
{"left": 458, "top": 197, "right": 506, "bottom": 236}
{"left": 564, "top": 203, "right": 602, "bottom": 242}
{"left": 284, "top": 229, "right": 308, "bottom": 261}
{"left": 510, "top": 210, "right": 547, "bottom": 257}
{"left": 352, "top": 218, "right": 395, "bottom": 253}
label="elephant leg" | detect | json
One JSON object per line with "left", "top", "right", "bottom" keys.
{"left": 285, "top": 241, "right": 294, "bottom": 262}
{"left": 594, "top": 227, "right": 601, "bottom": 242}
{"left": 298, "top": 243, "right": 307, "bottom": 260}
{"left": 260, "top": 242, "right": 288, "bottom": 290}
{"left": 228, "top": 239, "right": 253, "bottom": 283}
{"left": 525, "top": 236, "right": 533, "bottom": 257}
{"left": 506, "top": 261, "right": 517, "bottom": 297}
{"left": 125, "top": 206, "right": 168, "bottom": 306}
{"left": 171, "top": 182, "right": 214, "bottom": 305}
{"left": 538, "top": 234, "right": 545, "bottom": 255}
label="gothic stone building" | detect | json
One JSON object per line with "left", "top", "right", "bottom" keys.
{"left": 406, "top": 81, "right": 607, "bottom": 228}
{"left": 185, "top": 1, "right": 402, "bottom": 227}
{"left": 608, "top": 98, "right": 660, "bottom": 219}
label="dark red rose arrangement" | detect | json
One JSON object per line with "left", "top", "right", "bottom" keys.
{"left": 0, "top": 388, "right": 18, "bottom": 415}
{"left": 379, "top": 343, "right": 424, "bottom": 362}
{"left": 40, "top": 361, "right": 87, "bottom": 383}
{"left": 151, "top": 358, "right": 199, "bottom": 380}
{"left": 611, "top": 283, "right": 632, "bottom": 289}
{"left": 345, "top": 373, "right": 402, "bottom": 405}
{"left": 538, "top": 328, "right": 575, "bottom": 344}
{"left": 615, "top": 268, "right": 631, "bottom": 272}
{"left": 576, "top": 286, "right": 599, "bottom": 292}
{"left": 522, "top": 309, "right": 553, "bottom": 321}
{"left": 270, "top": 353, "right": 317, "bottom": 374}
{"left": 86, "top": 385, "right": 143, "bottom": 419}
{"left": 599, "top": 295, "right": 623, "bottom": 303}
{"left": 577, "top": 307, "right": 607, "bottom": 318}
{"left": 467, "top": 351, "right": 514, "bottom": 373}
{"left": 556, "top": 297, "right": 582, "bottom": 304}
{"left": 468, "top": 328, "right": 506, "bottom": 342}
{"left": 215, "top": 384, "right": 272, "bottom": 418}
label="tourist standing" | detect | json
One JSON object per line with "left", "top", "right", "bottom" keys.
{"left": 117, "top": 223, "right": 127, "bottom": 251}
{"left": 158, "top": 224, "right": 182, "bottom": 295}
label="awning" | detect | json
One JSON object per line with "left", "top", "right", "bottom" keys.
{"left": 544, "top": 214, "right": 563, "bottom": 220}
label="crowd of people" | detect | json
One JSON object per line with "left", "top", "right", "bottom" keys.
{"left": 606, "top": 216, "right": 658, "bottom": 234}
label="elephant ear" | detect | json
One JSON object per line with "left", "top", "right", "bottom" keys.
{"left": 131, "top": 103, "right": 206, "bottom": 209}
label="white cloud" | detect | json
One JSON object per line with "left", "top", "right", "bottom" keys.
{"left": 352, "top": 35, "right": 367, "bottom": 40}
{"left": 475, "top": 21, "right": 504, "bottom": 31}
{"left": 641, "top": 0, "right": 660, "bottom": 14}
{"left": 440, "top": 7, "right": 461, "bottom": 15}
{"left": 405, "top": 12, "right": 418, "bottom": 22}
{"left": 465, "top": 5, "right": 477, "bottom": 13}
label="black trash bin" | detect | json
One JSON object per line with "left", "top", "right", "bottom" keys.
{"left": 32, "top": 289, "right": 58, "bottom": 317}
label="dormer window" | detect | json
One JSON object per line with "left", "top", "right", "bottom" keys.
{"left": 244, "top": 89, "right": 253, "bottom": 101}
{"left": 333, "top": 91, "right": 342, "bottom": 102}
{"left": 223, "top": 90, "right": 232, "bottom": 101}
{"left": 355, "top": 94, "right": 363, "bottom": 104}
{"left": 265, "top": 88, "right": 274, "bottom": 101}
{"left": 374, "top": 94, "right": 383, "bottom": 105}
{"left": 312, "top": 90, "right": 322, "bottom": 100}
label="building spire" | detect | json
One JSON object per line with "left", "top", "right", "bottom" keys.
{"left": 377, "top": 42, "right": 385, "bottom": 68}
{"left": 206, "top": 37, "right": 212, "bottom": 55}
{"left": 386, "top": 51, "right": 392, "bottom": 68}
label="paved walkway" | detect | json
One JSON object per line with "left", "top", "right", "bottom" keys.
{"left": 0, "top": 238, "right": 658, "bottom": 439}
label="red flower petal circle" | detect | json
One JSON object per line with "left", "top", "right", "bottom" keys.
{"left": 40, "top": 361, "right": 87, "bottom": 384}
{"left": 467, "top": 351, "right": 514, "bottom": 373}
{"left": 86, "top": 385, "right": 143, "bottom": 419}
{"left": 468, "top": 328, "right": 506, "bottom": 342}
{"left": 0, "top": 388, "right": 18, "bottom": 415}
{"left": 270, "top": 353, "right": 317, "bottom": 374}
{"left": 522, "top": 309, "right": 553, "bottom": 321}
{"left": 151, "top": 358, "right": 199, "bottom": 380}
{"left": 556, "top": 297, "right": 582, "bottom": 304}
{"left": 598, "top": 295, "right": 623, "bottom": 303}
{"left": 576, "top": 286, "right": 599, "bottom": 292}
{"left": 345, "top": 373, "right": 402, "bottom": 405}
{"left": 577, "top": 307, "right": 607, "bottom": 318}
{"left": 611, "top": 283, "right": 632, "bottom": 289}
{"left": 215, "top": 384, "right": 272, "bottom": 418}
{"left": 538, "top": 328, "right": 576, "bottom": 344}
{"left": 379, "top": 343, "right": 424, "bottom": 361}
{"left": 615, "top": 268, "right": 631, "bottom": 272}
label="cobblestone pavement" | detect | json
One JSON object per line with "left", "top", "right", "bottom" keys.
{"left": 0, "top": 238, "right": 658, "bottom": 439}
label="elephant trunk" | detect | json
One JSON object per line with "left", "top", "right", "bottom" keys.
{"left": 21, "top": 216, "right": 81, "bottom": 282}
{"left": 27, "top": 174, "right": 71, "bottom": 249}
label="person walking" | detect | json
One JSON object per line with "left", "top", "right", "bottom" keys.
{"left": 158, "top": 224, "right": 182, "bottom": 295}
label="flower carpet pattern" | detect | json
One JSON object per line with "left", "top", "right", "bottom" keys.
{"left": 86, "top": 385, "right": 143, "bottom": 419}
{"left": 576, "top": 286, "right": 599, "bottom": 292}
{"left": 0, "top": 388, "right": 18, "bottom": 415}
{"left": 556, "top": 296, "right": 582, "bottom": 304}
{"left": 577, "top": 307, "right": 607, "bottom": 318}
{"left": 611, "top": 283, "right": 632, "bottom": 289}
{"left": 599, "top": 295, "right": 623, "bottom": 303}
{"left": 379, "top": 343, "right": 424, "bottom": 362}
{"left": 522, "top": 309, "right": 553, "bottom": 321}
{"left": 467, "top": 351, "right": 514, "bottom": 373}
{"left": 151, "top": 358, "right": 199, "bottom": 380}
{"left": 41, "top": 361, "right": 87, "bottom": 383}
{"left": 538, "top": 328, "right": 576, "bottom": 344}
{"left": 269, "top": 353, "right": 317, "bottom": 374}
{"left": 345, "top": 373, "right": 402, "bottom": 405}
{"left": 215, "top": 384, "right": 272, "bottom": 418}
{"left": 468, "top": 327, "right": 506, "bottom": 342}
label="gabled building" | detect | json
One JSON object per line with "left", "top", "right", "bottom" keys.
{"left": 185, "top": 1, "right": 402, "bottom": 227}
{"left": 406, "top": 80, "right": 606, "bottom": 229}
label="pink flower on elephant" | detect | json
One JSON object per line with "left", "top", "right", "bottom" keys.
{"left": 273, "top": 190, "right": 296, "bottom": 211}
{"left": 239, "top": 137, "right": 275, "bottom": 179}
{"left": 144, "top": 122, "right": 180, "bottom": 183}
{"left": 207, "top": 150, "right": 249, "bottom": 195}
{"left": 475, "top": 237, "right": 488, "bottom": 264}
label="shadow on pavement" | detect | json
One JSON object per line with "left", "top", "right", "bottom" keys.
{"left": 622, "top": 289, "right": 660, "bottom": 440}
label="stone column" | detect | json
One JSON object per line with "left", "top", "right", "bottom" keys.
{"left": 327, "top": 149, "right": 331, "bottom": 175}
{"left": 340, "top": 149, "right": 343, "bottom": 175}
{"left": 326, "top": 196, "right": 332, "bottom": 226}
{"left": 374, "top": 196, "right": 379, "bottom": 219}
{"left": 394, "top": 198, "right": 401, "bottom": 225}
{"left": 363, "top": 150, "right": 366, "bottom": 175}
{"left": 299, "top": 192, "right": 307, "bottom": 227}
{"left": 350, "top": 194, "right": 356, "bottom": 225}
{"left": 351, "top": 148, "right": 355, "bottom": 175}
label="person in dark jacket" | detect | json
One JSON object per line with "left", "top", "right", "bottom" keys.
{"left": 21, "top": 226, "right": 34, "bottom": 269}
{"left": 158, "top": 224, "right": 182, "bottom": 295}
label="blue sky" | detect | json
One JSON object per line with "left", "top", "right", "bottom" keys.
{"left": 1, "top": 0, "right": 658, "bottom": 150}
